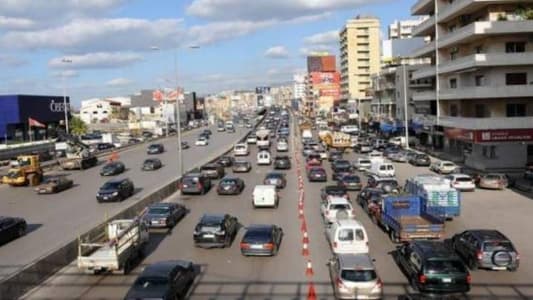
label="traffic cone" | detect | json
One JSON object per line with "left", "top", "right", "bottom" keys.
{"left": 302, "top": 242, "right": 309, "bottom": 256}
{"left": 307, "top": 283, "right": 317, "bottom": 300}
{"left": 299, "top": 208, "right": 304, "bottom": 219}
{"left": 301, "top": 219, "right": 307, "bottom": 232}
{"left": 305, "top": 260, "right": 314, "bottom": 277}
{"left": 298, "top": 201, "right": 304, "bottom": 210}
{"left": 302, "top": 231, "right": 309, "bottom": 244}
{"left": 299, "top": 191, "right": 304, "bottom": 202}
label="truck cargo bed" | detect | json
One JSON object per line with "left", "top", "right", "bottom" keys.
{"left": 398, "top": 216, "right": 432, "bottom": 225}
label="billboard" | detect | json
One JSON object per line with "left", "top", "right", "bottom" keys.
{"left": 307, "top": 55, "right": 336, "bottom": 73}
{"left": 310, "top": 72, "right": 340, "bottom": 85}
{"left": 444, "top": 128, "right": 533, "bottom": 143}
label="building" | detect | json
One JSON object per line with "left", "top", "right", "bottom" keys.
{"left": 388, "top": 18, "right": 428, "bottom": 39}
{"left": 305, "top": 54, "right": 341, "bottom": 117}
{"left": 339, "top": 16, "right": 381, "bottom": 118}
{"left": 80, "top": 98, "right": 130, "bottom": 124}
{"left": 0, "top": 95, "right": 70, "bottom": 141}
{"left": 410, "top": 0, "right": 533, "bottom": 170}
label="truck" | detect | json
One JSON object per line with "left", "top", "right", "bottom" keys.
{"left": 318, "top": 131, "right": 352, "bottom": 150}
{"left": 77, "top": 218, "right": 149, "bottom": 275}
{"left": 56, "top": 134, "right": 99, "bottom": 170}
{"left": 378, "top": 195, "right": 444, "bottom": 243}
{"left": 2, "top": 155, "right": 43, "bottom": 186}
{"left": 404, "top": 174, "right": 461, "bottom": 219}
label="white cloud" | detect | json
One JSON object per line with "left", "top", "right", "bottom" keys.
{"left": 188, "top": 20, "right": 273, "bottom": 46}
{"left": 303, "top": 30, "right": 339, "bottom": 45}
{"left": 52, "top": 70, "right": 79, "bottom": 78}
{"left": 0, "top": 55, "right": 27, "bottom": 67}
{"left": 299, "top": 45, "right": 335, "bottom": 57}
{"left": 0, "top": 16, "right": 36, "bottom": 29}
{"left": 48, "top": 52, "right": 143, "bottom": 69}
{"left": 106, "top": 77, "right": 133, "bottom": 87}
{"left": 264, "top": 46, "right": 289, "bottom": 59}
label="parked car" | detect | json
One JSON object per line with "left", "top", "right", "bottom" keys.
{"left": 273, "top": 155, "right": 291, "bottom": 170}
{"left": 307, "top": 166, "right": 327, "bottom": 182}
{"left": 179, "top": 173, "right": 211, "bottom": 195}
{"left": 240, "top": 224, "right": 283, "bottom": 256}
{"left": 147, "top": 143, "right": 164, "bottom": 154}
{"left": 321, "top": 197, "right": 356, "bottom": 224}
{"left": 450, "top": 229, "right": 519, "bottom": 271}
{"left": 328, "top": 254, "right": 383, "bottom": 300}
{"left": 395, "top": 241, "right": 471, "bottom": 294}
{"left": 200, "top": 163, "right": 225, "bottom": 179}
{"left": 217, "top": 156, "right": 234, "bottom": 167}
{"left": 217, "top": 177, "right": 245, "bottom": 195}
{"left": 477, "top": 173, "right": 510, "bottom": 190}
{"left": 195, "top": 137, "right": 209, "bottom": 146}
{"left": 124, "top": 260, "right": 195, "bottom": 300}
{"left": 409, "top": 154, "right": 431, "bottom": 167}
{"left": 193, "top": 214, "right": 239, "bottom": 248}
{"left": 430, "top": 160, "right": 458, "bottom": 174}
{"left": 100, "top": 161, "right": 126, "bottom": 176}
{"left": 142, "top": 158, "right": 163, "bottom": 171}
{"left": 263, "top": 172, "right": 287, "bottom": 189}
{"left": 0, "top": 216, "right": 26, "bottom": 245}
{"left": 143, "top": 203, "right": 187, "bottom": 229}
{"left": 35, "top": 175, "right": 73, "bottom": 194}
{"left": 337, "top": 174, "right": 362, "bottom": 191}
{"left": 445, "top": 174, "right": 476, "bottom": 191}
{"left": 96, "top": 178, "right": 134, "bottom": 202}
{"left": 232, "top": 160, "right": 252, "bottom": 173}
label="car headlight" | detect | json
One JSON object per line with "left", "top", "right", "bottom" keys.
{"left": 112, "top": 192, "right": 119, "bottom": 196}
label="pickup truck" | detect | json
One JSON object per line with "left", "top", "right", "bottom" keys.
{"left": 378, "top": 195, "right": 444, "bottom": 243}
{"left": 404, "top": 175, "right": 461, "bottom": 219}
{"left": 77, "top": 218, "right": 149, "bottom": 274}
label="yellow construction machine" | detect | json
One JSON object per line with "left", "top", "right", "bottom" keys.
{"left": 2, "top": 155, "right": 44, "bottom": 186}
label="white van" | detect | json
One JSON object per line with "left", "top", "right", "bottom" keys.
{"left": 256, "top": 129, "right": 270, "bottom": 149}
{"left": 252, "top": 185, "right": 279, "bottom": 208}
{"left": 233, "top": 143, "right": 249, "bottom": 156}
{"left": 257, "top": 151, "right": 271, "bottom": 165}
{"left": 327, "top": 219, "right": 369, "bottom": 254}
{"left": 370, "top": 162, "right": 395, "bottom": 177}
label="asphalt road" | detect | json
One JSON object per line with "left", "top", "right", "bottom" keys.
{"left": 0, "top": 126, "right": 250, "bottom": 281}
{"left": 22, "top": 125, "right": 533, "bottom": 299}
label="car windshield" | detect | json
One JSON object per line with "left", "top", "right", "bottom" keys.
{"left": 425, "top": 259, "right": 467, "bottom": 274}
{"left": 221, "top": 179, "right": 237, "bottom": 186}
{"left": 148, "top": 207, "right": 170, "bottom": 215}
{"left": 483, "top": 241, "right": 515, "bottom": 252}
{"left": 234, "top": 162, "right": 248, "bottom": 167}
{"left": 134, "top": 276, "right": 168, "bottom": 288}
{"left": 325, "top": 187, "right": 346, "bottom": 195}
{"left": 455, "top": 177, "right": 472, "bottom": 182}
{"left": 343, "top": 176, "right": 360, "bottom": 182}
{"left": 201, "top": 165, "right": 218, "bottom": 171}
{"left": 443, "top": 162, "right": 455, "bottom": 167}
{"left": 335, "top": 161, "right": 350, "bottom": 167}
{"left": 341, "top": 269, "right": 377, "bottom": 282}
{"left": 330, "top": 204, "right": 350, "bottom": 210}
{"left": 359, "top": 160, "right": 371, "bottom": 164}
{"left": 101, "top": 182, "right": 120, "bottom": 189}
{"left": 484, "top": 175, "right": 502, "bottom": 180}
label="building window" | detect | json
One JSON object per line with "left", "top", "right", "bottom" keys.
{"left": 475, "top": 75, "right": 485, "bottom": 86}
{"left": 506, "top": 42, "right": 526, "bottom": 53}
{"left": 449, "top": 78, "right": 457, "bottom": 89}
{"left": 474, "top": 45, "right": 483, "bottom": 54}
{"left": 450, "top": 47, "right": 459, "bottom": 60}
{"left": 474, "top": 104, "right": 488, "bottom": 118}
{"left": 506, "top": 103, "right": 527, "bottom": 117}
{"left": 506, "top": 73, "right": 527, "bottom": 85}
{"left": 450, "top": 104, "right": 458, "bottom": 116}
{"left": 448, "top": 25, "right": 456, "bottom": 33}
{"left": 482, "top": 145, "right": 497, "bottom": 159}
{"left": 92, "top": 111, "right": 98, "bottom": 114}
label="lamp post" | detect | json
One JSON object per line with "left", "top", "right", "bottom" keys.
{"left": 402, "top": 64, "right": 410, "bottom": 149}
{"left": 61, "top": 58, "right": 72, "bottom": 134}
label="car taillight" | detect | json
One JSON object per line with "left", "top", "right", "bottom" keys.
{"left": 476, "top": 250, "right": 483, "bottom": 261}
{"left": 336, "top": 277, "right": 345, "bottom": 289}
{"left": 240, "top": 243, "right": 250, "bottom": 249}
{"left": 418, "top": 274, "right": 427, "bottom": 284}
{"left": 466, "top": 274, "right": 472, "bottom": 284}
{"left": 264, "top": 243, "right": 274, "bottom": 250}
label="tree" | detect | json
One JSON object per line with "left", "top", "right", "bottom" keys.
{"left": 70, "top": 116, "right": 88, "bottom": 136}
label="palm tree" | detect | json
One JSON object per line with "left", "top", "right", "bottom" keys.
{"left": 70, "top": 116, "right": 88, "bottom": 136}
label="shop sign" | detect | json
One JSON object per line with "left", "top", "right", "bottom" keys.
{"left": 475, "top": 129, "right": 533, "bottom": 143}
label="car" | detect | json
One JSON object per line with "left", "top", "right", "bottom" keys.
{"left": 321, "top": 197, "right": 355, "bottom": 224}
{"left": 273, "top": 155, "right": 291, "bottom": 170}
{"left": 321, "top": 185, "right": 349, "bottom": 201}
{"left": 328, "top": 254, "right": 383, "bottom": 300}
{"left": 181, "top": 141, "right": 190, "bottom": 149}
{"left": 200, "top": 163, "right": 225, "bottom": 179}
{"left": 331, "top": 160, "right": 353, "bottom": 180}
{"left": 307, "top": 166, "right": 327, "bottom": 182}
{"left": 263, "top": 172, "right": 287, "bottom": 189}
{"left": 147, "top": 143, "right": 164, "bottom": 154}
{"left": 96, "top": 178, "right": 134, "bottom": 202}
{"left": 217, "top": 156, "right": 234, "bottom": 167}
{"left": 142, "top": 158, "right": 163, "bottom": 171}
{"left": 445, "top": 174, "right": 476, "bottom": 191}
{"left": 203, "top": 129, "right": 212, "bottom": 136}
{"left": 257, "top": 150, "right": 271, "bottom": 165}
{"left": 127, "top": 138, "right": 142, "bottom": 144}
{"left": 450, "top": 230, "right": 519, "bottom": 271}
{"left": 179, "top": 173, "right": 211, "bottom": 195}
{"left": 276, "top": 140, "right": 289, "bottom": 152}
{"left": 395, "top": 241, "right": 471, "bottom": 294}
{"left": 430, "top": 160, "right": 458, "bottom": 174}
{"left": 240, "top": 224, "right": 283, "bottom": 256}
{"left": 195, "top": 137, "right": 208, "bottom": 146}
{"left": 316, "top": 148, "right": 329, "bottom": 160}
{"left": 524, "top": 166, "right": 533, "bottom": 180}
{"left": 217, "top": 125, "right": 225, "bottom": 132}
{"left": 141, "top": 131, "right": 153, "bottom": 138}
{"left": 199, "top": 132, "right": 210, "bottom": 140}
{"left": 327, "top": 219, "right": 369, "bottom": 254}
{"left": 226, "top": 126, "right": 236, "bottom": 133}
{"left": 409, "top": 153, "right": 431, "bottom": 166}
{"left": 233, "top": 143, "right": 249, "bottom": 156}
{"left": 329, "top": 150, "right": 343, "bottom": 162}
{"left": 246, "top": 135, "right": 257, "bottom": 144}
{"left": 367, "top": 151, "right": 383, "bottom": 160}
{"left": 355, "top": 143, "right": 373, "bottom": 154}
{"left": 389, "top": 151, "right": 409, "bottom": 163}
{"left": 306, "top": 153, "right": 322, "bottom": 164}
{"left": 96, "top": 142, "right": 115, "bottom": 151}
{"left": 35, "top": 175, "right": 73, "bottom": 194}
{"left": 193, "top": 214, "right": 239, "bottom": 248}
{"left": 357, "top": 187, "right": 384, "bottom": 210}
{"left": 143, "top": 203, "right": 187, "bottom": 229}
{"left": 302, "top": 145, "right": 314, "bottom": 157}
{"left": 0, "top": 216, "right": 27, "bottom": 245}
{"left": 337, "top": 174, "right": 362, "bottom": 191}
{"left": 100, "top": 161, "right": 126, "bottom": 176}
{"left": 383, "top": 146, "right": 401, "bottom": 158}
{"left": 232, "top": 160, "right": 252, "bottom": 173}
{"left": 354, "top": 158, "right": 372, "bottom": 171}
{"left": 217, "top": 177, "right": 245, "bottom": 195}
{"left": 478, "top": 173, "right": 510, "bottom": 190}
{"left": 124, "top": 260, "right": 195, "bottom": 300}
{"left": 367, "top": 175, "right": 400, "bottom": 193}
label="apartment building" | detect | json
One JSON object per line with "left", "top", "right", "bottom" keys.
{"left": 411, "top": 0, "right": 533, "bottom": 170}
{"left": 339, "top": 16, "right": 381, "bottom": 118}
{"left": 388, "top": 18, "right": 428, "bottom": 39}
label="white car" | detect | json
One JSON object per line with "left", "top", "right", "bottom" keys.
{"left": 276, "top": 140, "right": 289, "bottom": 152}
{"left": 195, "top": 137, "right": 208, "bottom": 146}
{"left": 233, "top": 143, "right": 249, "bottom": 156}
{"left": 430, "top": 160, "right": 458, "bottom": 174}
{"left": 257, "top": 151, "right": 271, "bottom": 165}
{"left": 326, "top": 219, "right": 369, "bottom": 254}
{"left": 340, "top": 125, "right": 359, "bottom": 134}
{"left": 321, "top": 197, "right": 355, "bottom": 224}
{"left": 317, "top": 148, "right": 329, "bottom": 160}
{"left": 354, "top": 158, "right": 372, "bottom": 171}
{"left": 246, "top": 135, "right": 257, "bottom": 144}
{"left": 367, "top": 151, "right": 383, "bottom": 160}
{"left": 445, "top": 174, "right": 476, "bottom": 191}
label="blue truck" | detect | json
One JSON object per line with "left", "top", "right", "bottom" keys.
{"left": 404, "top": 175, "right": 461, "bottom": 219}
{"left": 379, "top": 195, "right": 445, "bottom": 243}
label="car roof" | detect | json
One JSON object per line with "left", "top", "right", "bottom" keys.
{"left": 106, "top": 178, "right": 128, "bottom": 184}
{"left": 412, "top": 241, "right": 457, "bottom": 259}
{"left": 221, "top": 176, "right": 240, "bottom": 181}
{"left": 329, "top": 197, "right": 350, "bottom": 205}
{"left": 142, "top": 260, "right": 192, "bottom": 277}
{"left": 336, "top": 219, "right": 364, "bottom": 227}
{"left": 467, "top": 229, "right": 509, "bottom": 241}
{"left": 184, "top": 172, "right": 202, "bottom": 177}
{"left": 450, "top": 174, "right": 471, "bottom": 178}
{"left": 200, "top": 214, "right": 226, "bottom": 223}
{"left": 246, "top": 224, "right": 275, "bottom": 231}
{"left": 149, "top": 202, "right": 174, "bottom": 208}
{"left": 337, "top": 253, "right": 375, "bottom": 270}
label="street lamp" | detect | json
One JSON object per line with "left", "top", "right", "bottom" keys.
{"left": 402, "top": 64, "right": 410, "bottom": 149}
{"left": 61, "top": 58, "right": 72, "bottom": 134}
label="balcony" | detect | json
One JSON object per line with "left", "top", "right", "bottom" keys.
{"left": 412, "top": 65, "right": 436, "bottom": 80}
{"left": 413, "top": 90, "right": 436, "bottom": 101}
{"left": 439, "top": 116, "right": 533, "bottom": 130}
{"left": 439, "top": 21, "right": 533, "bottom": 49}
{"left": 411, "top": 0, "right": 433, "bottom": 15}
{"left": 440, "top": 85, "right": 533, "bottom": 100}
{"left": 437, "top": 0, "right": 521, "bottom": 23}
{"left": 438, "top": 53, "right": 533, "bottom": 74}
{"left": 412, "top": 15, "right": 435, "bottom": 37}
{"left": 411, "top": 41, "right": 435, "bottom": 58}
{"left": 413, "top": 114, "right": 438, "bottom": 127}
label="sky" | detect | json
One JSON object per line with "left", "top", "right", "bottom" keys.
{"left": 0, "top": 0, "right": 417, "bottom": 107}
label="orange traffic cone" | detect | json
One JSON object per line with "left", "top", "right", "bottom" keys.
{"left": 305, "top": 260, "right": 314, "bottom": 277}
{"left": 300, "top": 219, "right": 307, "bottom": 232}
{"left": 302, "top": 242, "right": 309, "bottom": 256}
{"left": 302, "top": 231, "right": 309, "bottom": 244}
{"left": 307, "top": 283, "right": 317, "bottom": 300}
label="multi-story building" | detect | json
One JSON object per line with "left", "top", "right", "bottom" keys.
{"left": 305, "top": 54, "right": 341, "bottom": 117}
{"left": 388, "top": 18, "right": 428, "bottom": 39}
{"left": 339, "top": 16, "right": 381, "bottom": 118}
{"left": 411, "top": 0, "right": 533, "bottom": 170}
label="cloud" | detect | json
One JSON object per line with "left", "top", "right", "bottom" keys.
{"left": 299, "top": 45, "right": 336, "bottom": 57}
{"left": 0, "top": 16, "right": 36, "bottom": 29}
{"left": 0, "top": 18, "right": 185, "bottom": 53}
{"left": 264, "top": 46, "right": 289, "bottom": 59}
{"left": 0, "top": 55, "right": 27, "bottom": 67}
{"left": 52, "top": 70, "right": 79, "bottom": 78}
{"left": 106, "top": 77, "right": 133, "bottom": 87}
{"left": 48, "top": 52, "right": 143, "bottom": 69}
{"left": 187, "top": 20, "right": 273, "bottom": 46}
{"left": 303, "top": 30, "right": 339, "bottom": 45}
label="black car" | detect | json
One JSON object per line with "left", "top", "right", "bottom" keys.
{"left": 193, "top": 214, "right": 239, "bottom": 248}
{"left": 203, "top": 129, "right": 212, "bottom": 136}
{"left": 263, "top": 172, "right": 287, "bottom": 189}
{"left": 96, "top": 178, "right": 134, "bottom": 202}
{"left": 147, "top": 143, "right": 165, "bottom": 154}
{"left": 124, "top": 260, "right": 195, "bottom": 300}
{"left": 232, "top": 160, "right": 252, "bottom": 173}
{"left": 100, "top": 161, "right": 126, "bottom": 176}
{"left": 307, "top": 167, "right": 327, "bottom": 182}
{"left": 331, "top": 160, "right": 353, "bottom": 179}
{"left": 450, "top": 230, "right": 519, "bottom": 271}
{"left": 240, "top": 224, "right": 283, "bottom": 256}
{"left": 179, "top": 173, "right": 211, "bottom": 195}
{"left": 0, "top": 216, "right": 26, "bottom": 245}
{"left": 96, "top": 142, "right": 115, "bottom": 151}
{"left": 142, "top": 158, "right": 163, "bottom": 171}
{"left": 273, "top": 156, "right": 291, "bottom": 170}
{"left": 395, "top": 241, "right": 471, "bottom": 294}
{"left": 217, "top": 177, "right": 245, "bottom": 195}
{"left": 143, "top": 203, "right": 187, "bottom": 229}
{"left": 328, "top": 150, "right": 343, "bottom": 162}
{"left": 357, "top": 187, "right": 384, "bottom": 209}
{"left": 320, "top": 185, "right": 349, "bottom": 202}
{"left": 200, "top": 163, "right": 225, "bottom": 179}
{"left": 199, "top": 132, "right": 210, "bottom": 140}
{"left": 217, "top": 156, "right": 234, "bottom": 167}
{"left": 337, "top": 174, "right": 362, "bottom": 191}
{"left": 409, "top": 154, "right": 431, "bottom": 167}
{"left": 181, "top": 141, "right": 190, "bottom": 149}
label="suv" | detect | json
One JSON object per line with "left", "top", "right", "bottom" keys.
{"left": 321, "top": 197, "right": 355, "bottom": 224}
{"left": 328, "top": 254, "right": 383, "bottom": 300}
{"left": 274, "top": 156, "right": 291, "bottom": 170}
{"left": 179, "top": 173, "right": 212, "bottom": 195}
{"left": 395, "top": 241, "right": 471, "bottom": 294}
{"left": 450, "top": 230, "right": 519, "bottom": 271}
{"left": 200, "top": 163, "right": 225, "bottom": 179}
{"left": 193, "top": 214, "right": 239, "bottom": 248}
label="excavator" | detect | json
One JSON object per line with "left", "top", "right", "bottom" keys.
{"left": 2, "top": 155, "right": 43, "bottom": 186}
{"left": 56, "top": 133, "right": 98, "bottom": 170}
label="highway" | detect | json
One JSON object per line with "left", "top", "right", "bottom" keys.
{"left": 0, "top": 126, "right": 250, "bottom": 282}
{"left": 21, "top": 121, "right": 533, "bottom": 299}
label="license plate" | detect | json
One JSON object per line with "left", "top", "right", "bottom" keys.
{"left": 103, "top": 196, "right": 108, "bottom": 200}
{"left": 442, "top": 278, "right": 452, "bottom": 283}
{"left": 204, "top": 234, "right": 214, "bottom": 238}
{"left": 250, "top": 245, "right": 263, "bottom": 249}
{"left": 40, "top": 189, "right": 47, "bottom": 193}
{"left": 152, "top": 221, "right": 160, "bottom": 224}
{"left": 493, "top": 266, "right": 506, "bottom": 270}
